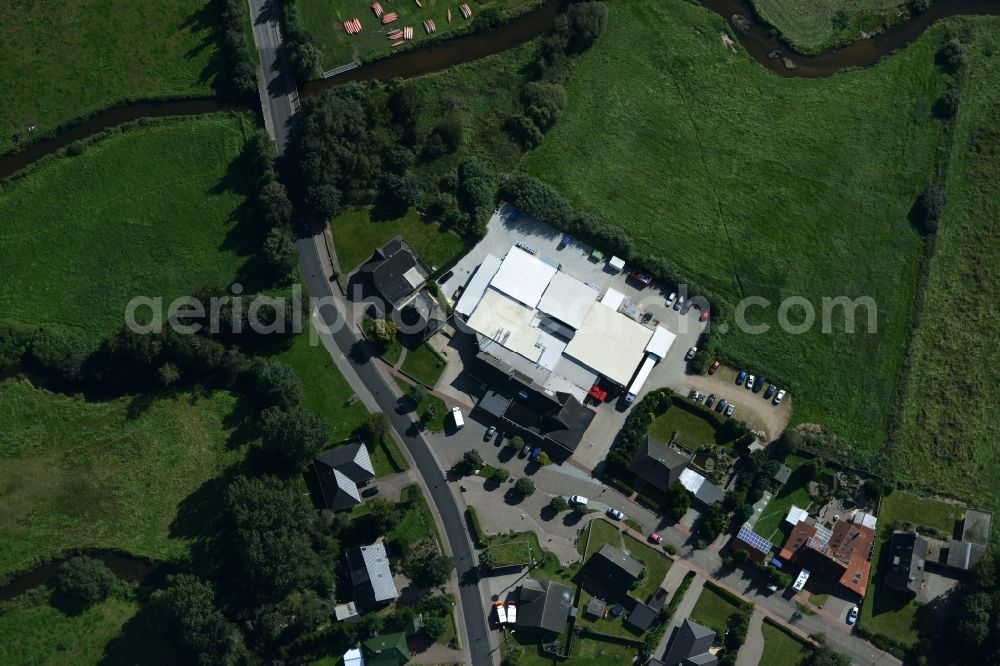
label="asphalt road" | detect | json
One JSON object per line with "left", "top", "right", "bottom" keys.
{"left": 246, "top": 1, "right": 491, "bottom": 662}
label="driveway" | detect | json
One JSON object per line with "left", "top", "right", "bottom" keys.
{"left": 683, "top": 364, "right": 791, "bottom": 441}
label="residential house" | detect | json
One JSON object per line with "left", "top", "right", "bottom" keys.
{"left": 586, "top": 544, "right": 644, "bottom": 591}
{"left": 362, "top": 632, "right": 409, "bottom": 666}
{"left": 514, "top": 578, "right": 574, "bottom": 636}
{"left": 362, "top": 236, "right": 430, "bottom": 308}
{"left": 313, "top": 442, "right": 376, "bottom": 512}
{"left": 663, "top": 618, "right": 718, "bottom": 666}
{"left": 629, "top": 434, "right": 690, "bottom": 489}
{"left": 346, "top": 543, "right": 399, "bottom": 609}
{"left": 778, "top": 514, "right": 876, "bottom": 599}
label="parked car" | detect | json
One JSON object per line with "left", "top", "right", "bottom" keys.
{"left": 629, "top": 270, "right": 652, "bottom": 286}
{"left": 705, "top": 394, "right": 716, "bottom": 407}
{"left": 528, "top": 447, "right": 542, "bottom": 461}
{"left": 666, "top": 292, "right": 677, "bottom": 307}
{"left": 745, "top": 375, "right": 755, "bottom": 391}
{"left": 362, "top": 485, "right": 380, "bottom": 498}
{"left": 725, "top": 403, "right": 735, "bottom": 417}
{"left": 708, "top": 360, "right": 720, "bottom": 374}
{"left": 570, "top": 495, "right": 589, "bottom": 507}
{"left": 649, "top": 533, "right": 663, "bottom": 545}
{"left": 436, "top": 270, "right": 454, "bottom": 285}
{"left": 736, "top": 370, "right": 747, "bottom": 385}
{"left": 673, "top": 295, "right": 685, "bottom": 310}
{"left": 693, "top": 392, "right": 705, "bottom": 403}
{"left": 753, "top": 376, "right": 765, "bottom": 393}
{"left": 507, "top": 601, "right": 517, "bottom": 624}
{"left": 716, "top": 398, "right": 728, "bottom": 413}
{"left": 519, "top": 442, "right": 531, "bottom": 458}
{"left": 685, "top": 346, "right": 697, "bottom": 361}
{"left": 607, "top": 508, "right": 625, "bottom": 521}
{"left": 764, "top": 384, "right": 777, "bottom": 399}
{"left": 847, "top": 606, "right": 859, "bottom": 625}
{"left": 495, "top": 600, "right": 508, "bottom": 625}
{"left": 699, "top": 308, "right": 710, "bottom": 322}
{"left": 773, "top": 389, "right": 786, "bottom": 405}
{"left": 558, "top": 234, "right": 572, "bottom": 250}
{"left": 484, "top": 425, "right": 497, "bottom": 441}
{"left": 680, "top": 299, "right": 693, "bottom": 315}
{"left": 765, "top": 584, "right": 779, "bottom": 594}
{"left": 495, "top": 431, "right": 505, "bottom": 447}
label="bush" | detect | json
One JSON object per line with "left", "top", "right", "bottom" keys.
{"left": 910, "top": 0, "right": 932, "bottom": 12}
{"left": 514, "top": 477, "right": 536, "bottom": 497}
{"left": 505, "top": 114, "right": 544, "bottom": 149}
{"left": 507, "top": 436, "right": 525, "bottom": 455}
{"left": 0, "top": 322, "right": 32, "bottom": 369}
{"left": 550, "top": 496, "right": 569, "bottom": 512}
{"left": 422, "top": 615, "right": 447, "bottom": 641}
{"left": 258, "top": 180, "right": 293, "bottom": 228}
{"left": 461, "top": 449, "right": 483, "bottom": 473}
{"left": 408, "top": 383, "right": 428, "bottom": 405}
{"left": 940, "top": 38, "right": 969, "bottom": 70}
{"left": 564, "top": 2, "right": 608, "bottom": 53}
{"left": 535, "top": 451, "right": 552, "bottom": 466}
{"left": 261, "top": 227, "right": 298, "bottom": 282}
{"left": 371, "top": 318, "right": 398, "bottom": 344}
{"left": 494, "top": 468, "right": 511, "bottom": 483}
{"left": 364, "top": 412, "right": 391, "bottom": 444}
{"left": 253, "top": 360, "right": 303, "bottom": 408}
{"left": 916, "top": 183, "right": 948, "bottom": 234}
{"left": 935, "top": 86, "right": 961, "bottom": 118}
{"left": 521, "top": 82, "right": 567, "bottom": 132}
{"left": 52, "top": 556, "right": 118, "bottom": 612}
{"left": 28, "top": 326, "right": 93, "bottom": 382}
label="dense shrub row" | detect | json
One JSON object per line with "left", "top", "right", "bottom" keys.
{"left": 219, "top": 0, "right": 259, "bottom": 100}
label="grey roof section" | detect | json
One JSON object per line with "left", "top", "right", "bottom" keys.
{"left": 455, "top": 254, "right": 503, "bottom": 317}
{"left": 587, "top": 544, "right": 644, "bottom": 588}
{"left": 774, "top": 464, "right": 792, "bottom": 485}
{"left": 516, "top": 578, "right": 573, "bottom": 635}
{"left": 476, "top": 380, "right": 595, "bottom": 454}
{"left": 346, "top": 543, "right": 398, "bottom": 608}
{"left": 884, "top": 532, "right": 926, "bottom": 594}
{"left": 585, "top": 596, "right": 607, "bottom": 617}
{"left": 685, "top": 653, "right": 719, "bottom": 666}
{"left": 948, "top": 539, "right": 987, "bottom": 571}
{"left": 364, "top": 236, "right": 430, "bottom": 306}
{"left": 694, "top": 481, "right": 724, "bottom": 506}
{"left": 630, "top": 435, "right": 690, "bottom": 489}
{"left": 627, "top": 602, "right": 658, "bottom": 631}
{"left": 314, "top": 464, "right": 363, "bottom": 511}
{"left": 962, "top": 509, "right": 992, "bottom": 545}
{"left": 663, "top": 619, "right": 717, "bottom": 666}
{"left": 316, "top": 442, "right": 375, "bottom": 483}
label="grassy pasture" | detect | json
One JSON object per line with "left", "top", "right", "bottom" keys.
{"left": 0, "top": 0, "right": 221, "bottom": 155}
{"left": 751, "top": 0, "right": 905, "bottom": 52}
{"left": 524, "top": 0, "right": 949, "bottom": 449}
{"left": 0, "top": 380, "right": 245, "bottom": 576}
{"left": 330, "top": 207, "right": 467, "bottom": 274}
{"left": 0, "top": 116, "right": 256, "bottom": 343}
{"left": 891, "top": 19, "right": 1000, "bottom": 520}
{"left": 294, "top": 0, "right": 540, "bottom": 71}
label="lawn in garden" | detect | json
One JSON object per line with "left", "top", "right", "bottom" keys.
{"left": 689, "top": 584, "right": 743, "bottom": 636}
{"left": 760, "top": 619, "right": 814, "bottom": 666}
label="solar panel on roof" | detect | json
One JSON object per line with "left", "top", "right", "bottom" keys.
{"left": 737, "top": 524, "right": 773, "bottom": 555}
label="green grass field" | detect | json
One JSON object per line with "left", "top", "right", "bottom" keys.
{"left": 330, "top": 207, "right": 468, "bottom": 274}
{"left": 753, "top": 455, "right": 812, "bottom": 541}
{"left": 294, "top": 0, "right": 540, "bottom": 71}
{"left": 524, "top": 0, "right": 948, "bottom": 449}
{"left": 400, "top": 340, "right": 447, "bottom": 388}
{"left": 0, "top": 0, "right": 220, "bottom": 155}
{"left": 751, "top": 0, "right": 905, "bottom": 52}
{"left": 891, "top": 19, "right": 1000, "bottom": 521}
{"left": 690, "top": 584, "right": 743, "bottom": 637}
{"left": 0, "top": 379, "right": 245, "bottom": 575}
{"left": 649, "top": 404, "right": 722, "bottom": 449}
{"left": 760, "top": 619, "right": 813, "bottom": 666}
{"left": 395, "top": 377, "right": 448, "bottom": 432}
{"left": 0, "top": 589, "right": 140, "bottom": 666}
{"left": 622, "top": 533, "right": 671, "bottom": 601}
{"left": 0, "top": 116, "right": 256, "bottom": 342}
{"left": 277, "top": 327, "right": 370, "bottom": 441}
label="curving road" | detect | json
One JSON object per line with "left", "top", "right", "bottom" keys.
{"left": 245, "top": 0, "right": 491, "bottom": 663}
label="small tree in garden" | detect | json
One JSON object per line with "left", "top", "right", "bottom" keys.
{"left": 408, "top": 383, "right": 427, "bottom": 405}
{"left": 371, "top": 319, "right": 397, "bottom": 345}
{"left": 514, "top": 478, "right": 535, "bottom": 498}
{"left": 550, "top": 496, "right": 569, "bottom": 513}
{"left": 461, "top": 449, "right": 483, "bottom": 473}
{"left": 493, "top": 468, "right": 510, "bottom": 483}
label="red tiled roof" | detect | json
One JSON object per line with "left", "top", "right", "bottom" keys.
{"left": 779, "top": 520, "right": 875, "bottom": 598}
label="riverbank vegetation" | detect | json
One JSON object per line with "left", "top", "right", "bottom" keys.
{"left": 523, "top": 0, "right": 950, "bottom": 451}
{"left": 0, "top": 0, "right": 229, "bottom": 156}
{"left": 290, "top": 0, "right": 543, "bottom": 73}
{"left": 750, "top": 0, "right": 909, "bottom": 53}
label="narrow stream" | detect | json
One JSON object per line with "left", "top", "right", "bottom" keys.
{"left": 0, "top": 551, "right": 162, "bottom": 602}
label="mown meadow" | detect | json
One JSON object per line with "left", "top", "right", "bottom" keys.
{"left": 523, "top": 0, "right": 950, "bottom": 449}
{"left": 751, "top": 0, "right": 905, "bottom": 52}
{"left": 0, "top": 0, "right": 221, "bottom": 155}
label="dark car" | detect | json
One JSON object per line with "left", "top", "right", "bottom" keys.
{"left": 558, "top": 234, "right": 572, "bottom": 250}
{"left": 708, "top": 360, "right": 720, "bottom": 374}
{"left": 753, "top": 376, "right": 765, "bottom": 393}
{"left": 495, "top": 431, "right": 505, "bottom": 447}
{"left": 736, "top": 370, "right": 747, "bottom": 385}
{"left": 679, "top": 299, "right": 693, "bottom": 315}
{"left": 764, "top": 384, "right": 777, "bottom": 400}
{"left": 362, "top": 485, "right": 380, "bottom": 498}
{"left": 628, "top": 270, "right": 652, "bottom": 286}
{"left": 484, "top": 425, "right": 497, "bottom": 441}
{"left": 705, "top": 394, "right": 716, "bottom": 408}
{"left": 519, "top": 443, "right": 531, "bottom": 458}
{"left": 436, "top": 270, "right": 454, "bottom": 285}
{"left": 716, "top": 398, "right": 728, "bottom": 413}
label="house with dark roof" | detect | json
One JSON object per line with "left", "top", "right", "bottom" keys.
{"left": 586, "top": 544, "right": 644, "bottom": 591}
{"left": 514, "top": 578, "right": 573, "bottom": 635}
{"left": 629, "top": 435, "right": 690, "bottom": 489}
{"left": 773, "top": 464, "right": 792, "bottom": 485}
{"left": 627, "top": 602, "right": 658, "bottom": 631}
{"left": 361, "top": 236, "right": 431, "bottom": 307}
{"left": 476, "top": 380, "right": 595, "bottom": 457}
{"left": 884, "top": 532, "right": 930, "bottom": 595}
{"left": 313, "top": 443, "right": 376, "bottom": 512}
{"left": 362, "top": 631, "right": 409, "bottom": 666}
{"left": 346, "top": 542, "right": 399, "bottom": 609}
{"left": 663, "top": 618, "right": 718, "bottom": 666}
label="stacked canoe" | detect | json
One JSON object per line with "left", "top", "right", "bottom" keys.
{"left": 343, "top": 18, "right": 362, "bottom": 34}
{"left": 371, "top": 2, "right": 383, "bottom": 17}
{"left": 459, "top": 3, "right": 472, "bottom": 18}
{"left": 422, "top": 18, "right": 436, "bottom": 33}
{"left": 403, "top": 26, "right": 414, "bottom": 39}
{"left": 381, "top": 11, "right": 398, "bottom": 23}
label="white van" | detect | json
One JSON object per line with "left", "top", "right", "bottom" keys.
{"left": 451, "top": 407, "right": 465, "bottom": 429}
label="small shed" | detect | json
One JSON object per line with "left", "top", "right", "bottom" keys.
{"left": 773, "top": 464, "right": 792, "bottom": 485}
{"left": 608, "top": 256, "right": 626, "bottom": 273}
{"left": 585, "top": 596, "right": 606, "bottom": 617}
{"left": 626, "top": 602, "right": 658, "bottom": 631}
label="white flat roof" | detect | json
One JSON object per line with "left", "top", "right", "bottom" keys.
{"left": 490, "top": 246, "right": 558, "bottom": 308}
{"left": 609, "top": 256, "right": 625, "bottom": 270}
{"left": 645, "top": 326, "right": 676, "bottom": 358}
{"left": 467, "top": 288, "right": 542, "bottom": 362}
{"left": 563, "top": 302, "right": 653, "bottom": 385}
{"left": 455, "top": 254, "right": 502, "bottom": 317}
{"left": 785, "top": 505, "right": 809, "bottom": 525}
{"left": 601, "top": 288, "right": 625, "bottom": 311}
{"left": 679, "top": 468, "right": 707, "bottom": 495}
{"left": 537, "top": 271, "right": 599, "bottom": 329}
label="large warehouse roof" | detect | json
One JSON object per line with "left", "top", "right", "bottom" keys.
{"left": 538, "top": 272, "right": 599, "bottom": 329}
{"left": 645, "top": 326, "right": 676, "bottom": 358}
{"left": 490, "top": 247, "right": 558, "bottom": 308}
{"left": 455, "top": 254, "right": 502, "bottom": 317}
{"left": 467, "top": 289, "right": 543, "bottom": 362}
{"left": 563, "top": 302, "right": 653, "bottom": 385}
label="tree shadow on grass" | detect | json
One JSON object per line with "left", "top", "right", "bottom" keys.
{"left": 100, "top": 599, "right": 180, "bottom": 666}
{"left": 181, "top": 0, "right": 236, "bottom": 101}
